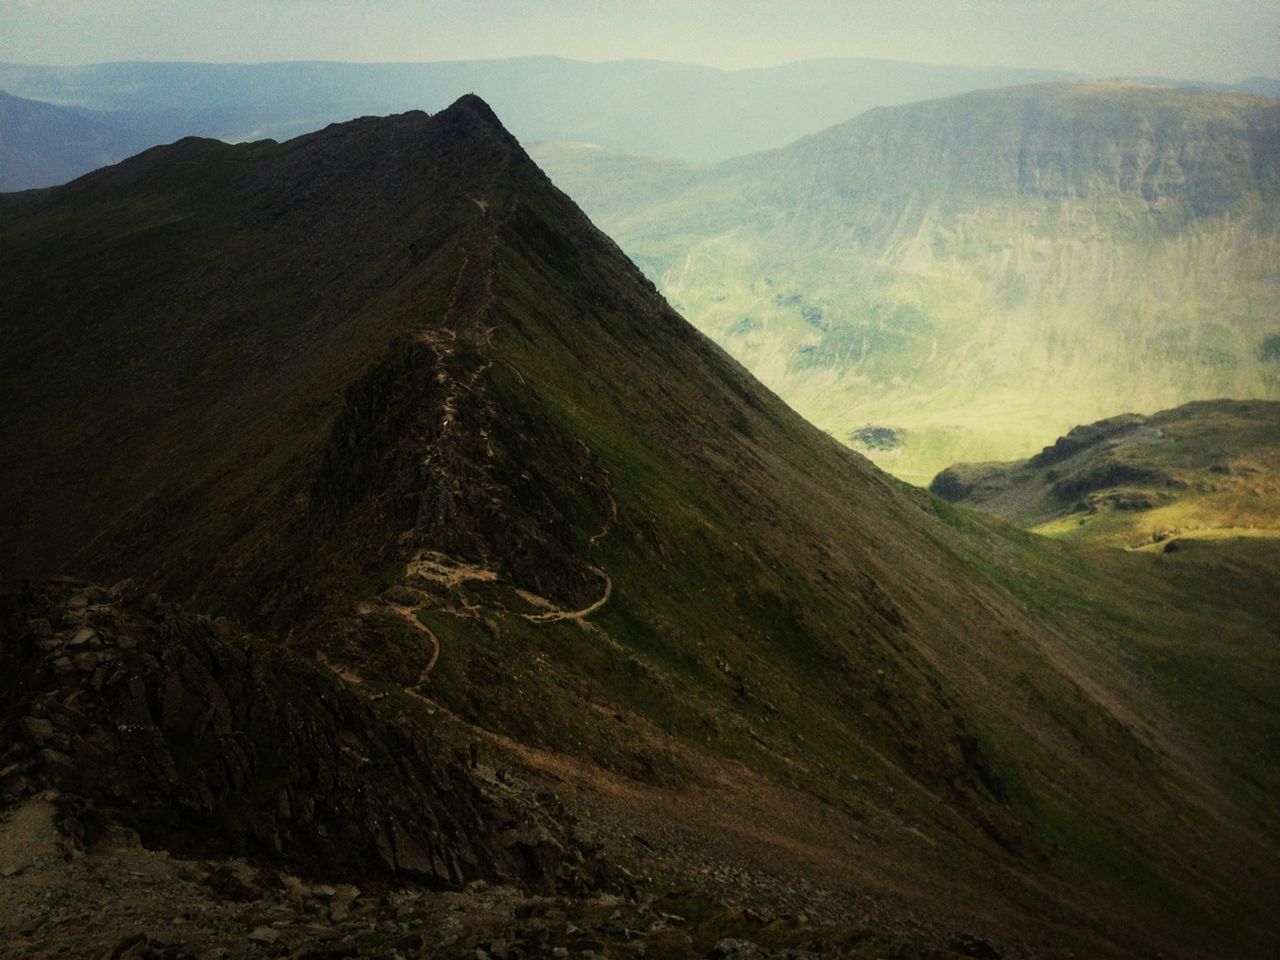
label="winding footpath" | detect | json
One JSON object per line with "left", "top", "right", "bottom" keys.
{"left": 388, "top": 603, "right": 441, "bottom": 687}
{"left": 521, "top": 566, "right": 613, "bottom": 624}
{"left": 521, "top": 447, "right": 619, "bottom": 625}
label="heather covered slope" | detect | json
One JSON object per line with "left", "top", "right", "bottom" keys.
{"left": 534, "top": 81, "right": 1280, "bottom": 482}
{"left": 1, "top": 98, "right": 1279, "bottom": 957}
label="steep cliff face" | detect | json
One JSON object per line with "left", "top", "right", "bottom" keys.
{"left": 769, "top": 82, "right": 1280, "bottom": 215}
{"left": 537, "top": 82, "right": 1280, "bottom": 482}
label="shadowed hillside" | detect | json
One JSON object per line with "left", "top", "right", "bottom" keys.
{"left": 1, "top": 98, "right": 1278, "bottom": 958}
{"left": 0, "top": 91, "right": 159, "bottom": 190}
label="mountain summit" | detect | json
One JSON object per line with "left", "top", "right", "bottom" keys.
{"left": 2, "top": 97, "right": 1279, "bottom": 957}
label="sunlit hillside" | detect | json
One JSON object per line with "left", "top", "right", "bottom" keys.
{"left": 931, "top": 399, "right": 1280, "bottom": 548}
{"left": 536, "top": 82, "right": 1280, "bottom": 484}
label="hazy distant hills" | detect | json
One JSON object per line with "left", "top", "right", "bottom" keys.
{"left": 1136, "top": 73, "right": 1280, "bottom": 100}
{"left": 535, "top": 81, "right": 1280, "bottom": 483}
{"left": 2, "top": 57, "right": 1273, "bottom": 194}
{"left": 0, "top": 56, "right": 1084, "bottom": 175}
{"left": 4, "top": 97, "right": 1280, "bottom": 956}
{"left": 0, "top": 91, "right": 159, "bottom": 190}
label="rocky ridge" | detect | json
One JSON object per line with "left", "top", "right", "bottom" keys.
{"left": 0, "top": 578, "right": 602, "bottom": 895}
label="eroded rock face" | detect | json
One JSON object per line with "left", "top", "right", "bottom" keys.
{"left": 0, "top": 578, "right": 603, "bottom": 894}
{"left": 306, "top": 325, "right": 613, "bottom": 616}
{"left": 1026, "top": 414, "right": 1148, "bottom": 469}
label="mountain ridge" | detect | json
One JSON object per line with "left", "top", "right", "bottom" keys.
{"left": 0, "top": 90, "right": 159, "bottom": 190}
{"left": 2, "top": 97, "right": 1279, "bottom": 957}
{"left": 0, "top": 56, "right": 1082, "bottom": 178}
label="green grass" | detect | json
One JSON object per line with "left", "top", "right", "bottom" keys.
{"left": 931, "top": 399, "right": 1280, "bottom": 547}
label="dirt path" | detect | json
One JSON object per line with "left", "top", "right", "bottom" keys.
{"left": 521, "top": 566, "right": 613, "bottom": 624}
{"left": 406, "top": 552, "right": 499, "bottom": 588}
{"left": 413, "top": 208, "right": 504, "bottom": 448}
{"left": 395, "top": 552, "right": 510, "bottom": 684}
{"left": 316, "top": 650, "right": 367, "bottom": 687}
{"left": 588, "top": 453, "right": 618, "bottom": 551}
{"left": 520, "top": 443, "right": 618, "bottom": 625}
{"left": 388, "top": 604, "right": 441, "bottom": 686}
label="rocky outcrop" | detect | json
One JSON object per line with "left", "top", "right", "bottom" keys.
{"left": 307, "top": 324, "right": 614, "bottom": 615}
{"left": 1049, "top": 462, "right": 1170, "bottom": 500}
{"left": 0, "top": 578, "right": 604, "bottom": 893}
{"left": 1027, "top": 414, "right": 1148, "bottom": 469}
{"left": 928, "top": 462, "right": 1009, "bottom": 503}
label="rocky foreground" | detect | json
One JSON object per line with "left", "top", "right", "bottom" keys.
{"left": 1, "top": 579, "right": 1001, "bottom": 960}
{"left": 2, "top": 802, "right": 939, "bottom": 960}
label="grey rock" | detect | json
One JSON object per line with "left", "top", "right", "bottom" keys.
{"left": 66, "top": 628, "right": 97, "bottom": 647}
{"left": 3, "top": 579, "right": 607, "bottom": 896}
{"left": 19, "top": 716, "right": 56, "bottom": 746}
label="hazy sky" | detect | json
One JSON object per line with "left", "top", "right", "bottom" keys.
{"left": 2, "top": 1, "right": 1277, "bottom": 82}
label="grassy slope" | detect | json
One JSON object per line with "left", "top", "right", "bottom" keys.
{"left": 930, "top": 399, "right": 1280, "bottom": 547}
{"left": 533, "top": 82, "right": 1280, "bottom": 484}
{"left": 453, "top": 267, "right": 1280, "bottom": 953}
{"left": 1, "top": 101, "right": 1277, "bottom": 956}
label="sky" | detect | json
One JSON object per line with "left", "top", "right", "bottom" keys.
{"left": 1, "top": 0, "right": 1277, "bottom": 82}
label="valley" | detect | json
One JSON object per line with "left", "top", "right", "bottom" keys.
{"left": 533, "top": 81, "right": 1280, "bottom": 483}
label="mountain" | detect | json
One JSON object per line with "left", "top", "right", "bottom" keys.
{"left": 0, "top": 57, "right": 1082, "bottom": 167}
{"left": 930, "top": 398, "right": 1280, "bottom": 547}
{"left": 533, "top": 81, "right": 1280, "bottom": 484}
{"left": 4, "top": 58, "right": 1275, "bottom": 194}
{"left": 1237, "top": 76, "right": 1280, "bottom": 99}
{"left": 0, "top": 91, "right": 159, "bottom": 190}
{"left": 1133, "top": 74, "right": 1280, "bottom": 100}
{"left": 1, "top": 98, "right": 1279, "bottom": 957}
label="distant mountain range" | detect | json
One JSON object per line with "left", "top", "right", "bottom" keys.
{"left": 4, "top": 97, "right": 1279, "bottom": 957}
{"left": 0, "top": 56, "right": 1083, "bottom": 170}
{"left": 0, "top": 91, "right": 159, "bottom": 190}
{"left": 535, "top": 81, "right": 1280, "bottom": 483}
{"left": 2, "top": 57, "right": 1274, "bottom": 191}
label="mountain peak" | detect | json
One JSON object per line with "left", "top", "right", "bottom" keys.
{"left": 441, "top": 92, "right": 505, "bottom": 127}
